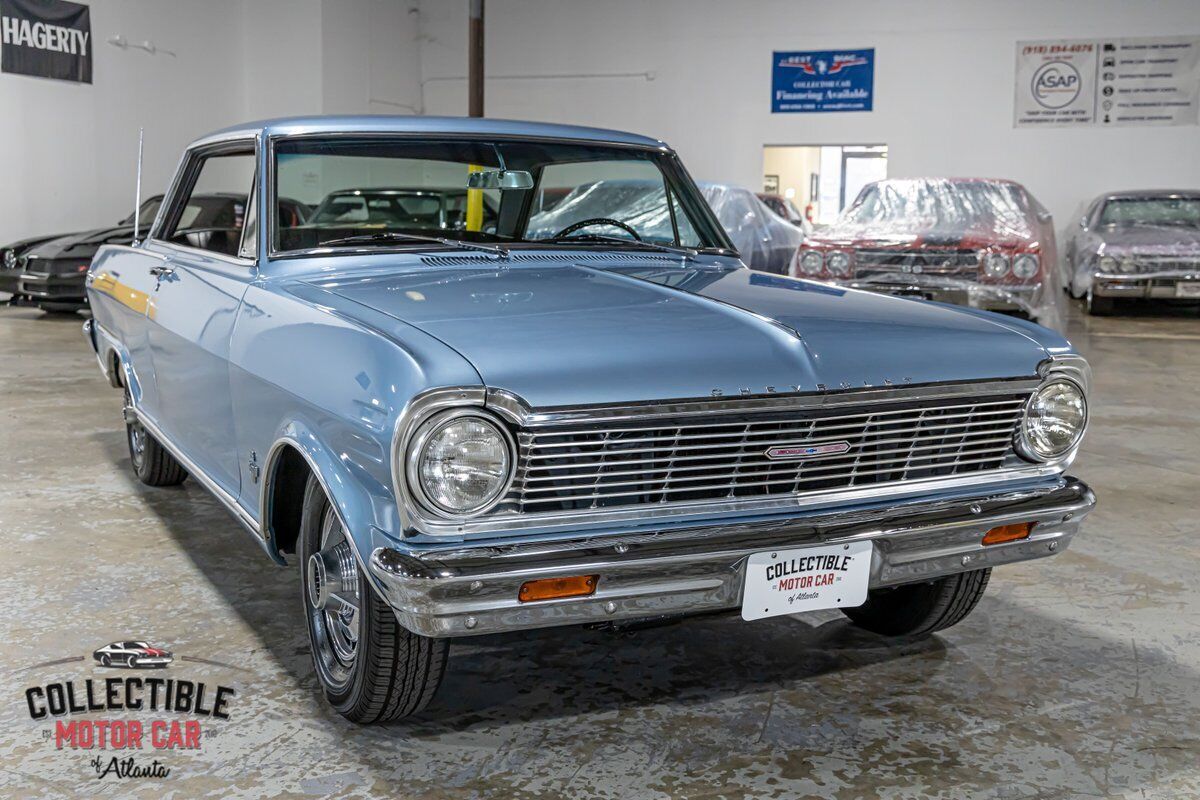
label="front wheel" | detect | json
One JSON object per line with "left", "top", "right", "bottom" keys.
{"left": 1085, "top": 291, "right": 1115, "bottom": 316}
{"left": 299, "top": 474, "right": 447, "bottom": 723}
{"left": 842, "top": 568, "right": 991, "bottom": 637}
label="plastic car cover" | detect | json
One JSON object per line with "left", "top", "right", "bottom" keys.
{"left": 796, "top": 178, "right": 1064, "bottom": 330}
{"left": 1063, "top": 191, "right": 1200, "bottom": 302}
{"left": 526, "top": 179, "right": 675, "bottom": 241}
{"left": 699, "top": 183, "right": 804, "bottom": 274}
{"left": 525, "top": 179, "right": 804, "bottom": 274}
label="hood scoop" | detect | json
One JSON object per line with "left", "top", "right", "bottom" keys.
{"left": 420, "top": 251, "right": 684, "bottom": 267}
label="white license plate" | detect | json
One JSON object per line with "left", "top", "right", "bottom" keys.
{"left": 1176, "top": 282, "right": 1200, "bottom": 298}
{"left": 741, "top": 541, "right": 873, "bottom": 621}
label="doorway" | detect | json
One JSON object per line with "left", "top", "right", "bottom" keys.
{"left": 762, "top": 144, "right": 888, "bottom": 226}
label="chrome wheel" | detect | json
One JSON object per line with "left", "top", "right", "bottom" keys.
{"left": 124, "top": 393, "right": 146, "bottom": 470}
{"left": 306, "top": 508, "right": 361, "bottom": 692}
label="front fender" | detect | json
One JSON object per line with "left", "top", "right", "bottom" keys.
{"left": 260, "top": 418, "right": 403, "bottom": 590}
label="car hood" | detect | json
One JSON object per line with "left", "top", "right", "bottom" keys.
{"left": 808, "top": 220, "right": 1036, "bottom": 251}
{"left": 26, "top": 224, "right": 146, "bottom": 259}
{"left": 310, "top": 259, "right": 1059, "bottom": 408}
{"left": 1094, "top": 224, "right": 1200, "bottom": 257}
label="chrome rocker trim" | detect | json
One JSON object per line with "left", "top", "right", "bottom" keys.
{"left": 370, "top": 476, "right": 1095, "bottom": 638}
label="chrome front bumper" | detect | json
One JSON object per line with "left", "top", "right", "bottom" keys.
{"left": 842, "top": 281, "right": 1037, "bottom": 312}
{"left": 370, "top": 477, "right": 1095, "bottom": 638}
{"left": 1091, "top": 270, "right": 1200, "bottom": 298}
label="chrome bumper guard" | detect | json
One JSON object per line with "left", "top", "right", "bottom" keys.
{"left": 843, "top": 281, "right": 1036, "bottom": 310}
{"left": 1092, "top": 270, "right": 1200, "bottom": 298}
{"left": 370, "top": 477, "right": 1095, "bottom": 638}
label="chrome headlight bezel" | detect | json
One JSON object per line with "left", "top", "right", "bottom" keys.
{"left": 825, "top": 250, "right": 851, "bottom": 276}
{"left": 1097, "top": 255, "right": 1118, "bottom": 272}
{"left": 799, "top": 249, "right": 824, "bottom": 275}
{"left": 404, "top": 407, "right": 516, "bottom": 519}
{"left": 2, "top": 249, "right": 15, "bottom": 270}
{"left": 1015, "top": 377, "right": 1088, "bottom": 463}
{"left": 1012, "top": 253, "right": 1039, "bottom": 279}
{"left": 983, "top": 252, "right": 1010, "bottom": 278}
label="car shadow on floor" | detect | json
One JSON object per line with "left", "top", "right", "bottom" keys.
{"left": 109, "top": 433, "right": 1200, "bottom": 790}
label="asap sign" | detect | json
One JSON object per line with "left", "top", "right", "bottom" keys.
{"left": 1031, "top": 61, "right": 1082, "bottom": 109}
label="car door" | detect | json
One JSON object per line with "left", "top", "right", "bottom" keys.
{"left": 141, "top": 141, "right": 258, "bottom": 495}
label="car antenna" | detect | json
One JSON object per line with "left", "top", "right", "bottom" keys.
{"left": 132, "top": 127, "right": 144, "bottom": 247}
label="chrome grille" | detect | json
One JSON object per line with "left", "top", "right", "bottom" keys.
{"left": 854, "top": 248, "right": 981, "bottom": 277}
{"left": 1126, "top": 256, "right": 1200, "bottom": 273}
{"left": 504, "top": 393, "right": 1028, "bottom": 514}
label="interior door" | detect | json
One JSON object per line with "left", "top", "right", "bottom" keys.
{"left": 143, "top": 145, "right": 258, "bottom": 495}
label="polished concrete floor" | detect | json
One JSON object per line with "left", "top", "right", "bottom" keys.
{"left": 0, "top": 298, "right": 1198, "bottom": 799}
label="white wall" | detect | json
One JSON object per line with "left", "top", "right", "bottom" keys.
{"left": 0, "top": 0, "right": 247, "bottom": 241}
{"left": 0, "top": 0, "right": 424, "bottom": 243}
{"left": 417, "top": 0, "right": 1200, "bottom": 237}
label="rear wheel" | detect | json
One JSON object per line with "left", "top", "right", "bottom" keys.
{"left": 299, "top": 473, "right": 448, "bottom": 723}
{"left": 124, "top": 388, "right": 187, "bottom": 487}
{"left": 842, "top": 568, "right": 991, "bottom": 637}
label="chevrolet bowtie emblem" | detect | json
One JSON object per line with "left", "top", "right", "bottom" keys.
{"left": 766, "top": 441, "right": 852, "bottom": 460}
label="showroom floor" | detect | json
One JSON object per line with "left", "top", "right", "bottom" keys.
{"left": 0, "top": 301, "right": 1198, "bottom": 799}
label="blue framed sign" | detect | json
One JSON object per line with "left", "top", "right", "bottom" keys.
{"left": 772, "top": 49, "right": 874, "bottom": 113}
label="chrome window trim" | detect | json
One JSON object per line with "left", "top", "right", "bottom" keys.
{"left": 391, "top": 376, "right": 1081, "bottom": 539}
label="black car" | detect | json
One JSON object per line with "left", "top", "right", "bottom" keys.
{"left": 16, "top": 194, "right": 247, "bottom": 311}
{"left": 0, "top": 232, "right": 67, "bottom": 297}
{"left": 14, "top": 194, "right": 309, "bottom": 312}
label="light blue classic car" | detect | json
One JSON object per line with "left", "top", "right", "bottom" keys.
{"left": 84, "top": 116, "right": 1095, "bottom": 723}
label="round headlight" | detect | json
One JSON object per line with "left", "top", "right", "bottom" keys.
{"left": 2, "top": 249, "right": 15, "bottom": 270}
{"left": 983, "top": 253, "right": 1010, "bottom": 278}
{"left": 1119, "top": 257, "right": 1138, "bottom": 273}
{"left": 1098, "top": 255, "right": 1118, "bottom": 272}
{"left": 409, "top": 412, "right": 513, "bottom": 516}
{"left": 1012, "top": 253, "right": 1039, "bottom": 279}
{"left": 1020, "top": 380, "right": 1087, "bottom": 461}
{"left": 825, "top": 251, "right": 851, "bottom": 276}
{"left": 799, "top": 250, "right": 824, "bottom": 275}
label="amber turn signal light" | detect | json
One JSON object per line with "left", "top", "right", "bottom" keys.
{"left": 518, "top": 575, "right": 598, "bottom": 603}
{"left": 981, "top": 521, "right": 1035, "bottom": 546}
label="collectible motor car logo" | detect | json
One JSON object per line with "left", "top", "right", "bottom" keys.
{"left": 93, "top": 641, "right": 174, "bottom": 669}
{"left": 765, "top": 441, "right": 852, "bottom": 460}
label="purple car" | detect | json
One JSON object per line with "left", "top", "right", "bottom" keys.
{"left": 1065, "top": 190, "right": 1200, "bottom": 315}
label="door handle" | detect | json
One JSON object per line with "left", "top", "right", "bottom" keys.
{"left": 149, "top": 265, "right": 175, "bottom": 278}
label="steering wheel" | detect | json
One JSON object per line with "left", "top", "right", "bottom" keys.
{"left": 553, "top": 218, "right": 642, "bottom": 241}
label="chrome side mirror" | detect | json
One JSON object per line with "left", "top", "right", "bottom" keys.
{"left": 467, "top": 170, "right": 534, "bottom": 190}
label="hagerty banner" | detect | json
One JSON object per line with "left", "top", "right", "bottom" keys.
{"left": 0, "top": 0, "right": 91, "bottom": 83}
{"left": 1015, "top": 36, "right": 1200, "bottom": 128}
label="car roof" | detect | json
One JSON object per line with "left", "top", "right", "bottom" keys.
{"left": 191, "top": 115, "right": 667, "bottom": 150}
{"left": 1099, "top": 189, "right": 1200, "bottom": 201}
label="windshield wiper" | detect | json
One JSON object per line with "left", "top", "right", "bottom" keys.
{"left": 541, "top": 233, "right": 696, "bottom": 259}
{"left": 318, "top": 231, "right": 508, "bottom": 258}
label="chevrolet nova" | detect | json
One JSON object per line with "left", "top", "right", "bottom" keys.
{"left": 84, "top": 116, "right": 1095, "bottom": 723}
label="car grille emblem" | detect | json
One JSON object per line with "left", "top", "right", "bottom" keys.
{"left": 766, "top": 441, "right": 852, "bottom": 460}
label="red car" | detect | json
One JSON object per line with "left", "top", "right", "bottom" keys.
{"left": 792, "top": 178, "right": 1058, "bottom": 320}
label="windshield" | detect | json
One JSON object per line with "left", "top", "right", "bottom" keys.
{"left": 842, "top": 179, "right": 1031, "bottom": 237}
{"left": 272, "top": 137, "right": 725, "bottom": 255}
{"left": 1099, "top": 197, "right": 1200, "bottom": 227}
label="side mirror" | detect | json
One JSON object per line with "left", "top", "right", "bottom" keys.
{"left": 467, "top": 169, "right": 534, "bottom": 190}
{"left": 1079, "top": 215, "right": 1088, "bottom": 230}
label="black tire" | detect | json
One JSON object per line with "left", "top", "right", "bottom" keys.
{"left": 124, "top": 388, "right": 188, "bottom": 487}
{"left": 1085, "top": 291, "right": 1115, "bottom": 316}
{"left": 38, "top": 303, "right": 83, "bottom": 314}
{"left": 842, "top": 568, "right": 991, "bottom": 637}
{"left": 100, "top": 654, "right": 111, "bottom": 667}
{"left": 299, "top": 473, "right": 447, "bottom": 723}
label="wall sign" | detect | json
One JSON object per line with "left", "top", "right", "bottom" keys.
{"left": 772, "top": 48, "right": 874, "bottom": 113}
{"left": 1015, "top": 36, "right": 1199, "bottom": 128}
{"left": 0, "top": 0, "right": 92, "bottom": 84}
